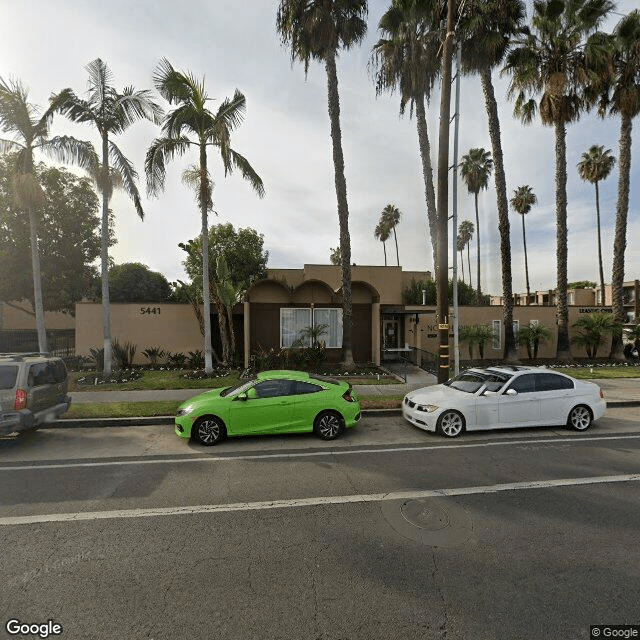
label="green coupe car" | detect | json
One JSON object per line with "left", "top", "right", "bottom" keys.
{"left": 175, "top": 370, "right": 361, "bottom": 446}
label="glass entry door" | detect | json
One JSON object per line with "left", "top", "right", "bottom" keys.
{"left": 383, "top": 319, "right": 400, "bottom": 350}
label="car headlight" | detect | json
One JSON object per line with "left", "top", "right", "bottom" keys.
{"left": 416, "top": 404, "right": 439, "bottom": 413}
{"left": 176, "top": 404, "right": 194, "bottom": 417}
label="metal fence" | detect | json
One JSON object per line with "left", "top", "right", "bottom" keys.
{"left": 0, "top": 330, "right": 75, "bottom": 357}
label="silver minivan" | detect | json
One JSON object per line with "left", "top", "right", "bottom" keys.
{"left": 0, "top": 353, "right": 71, "bottom": 435}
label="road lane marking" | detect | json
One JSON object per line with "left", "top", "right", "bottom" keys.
{"left": 1, "top": 433, "right": 640, "bottom": 472}
{"left": 1, "top": 473, "right": 639, "bottom": 526}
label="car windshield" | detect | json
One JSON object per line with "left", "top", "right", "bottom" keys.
{"left": 445, "top": 371, "right": 511, "bottom": 394}
{"left": 220, "top": 378, "right": 256, "bottom": 397}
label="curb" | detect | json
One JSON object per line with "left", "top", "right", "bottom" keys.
{"left": 42, "top": 402, "right": 636, "bottom": 429}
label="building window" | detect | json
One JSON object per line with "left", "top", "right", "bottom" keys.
{"left": 512, "top": 320, "right": 519, "bottom": 343}
{"left": 492, "top": 320, "right": 501, "bottom": 350}
{"left": 280, "top": 308, "right": 343, "bottom": 348}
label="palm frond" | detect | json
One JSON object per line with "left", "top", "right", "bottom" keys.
{"left": 227, "top": 149, "right": 265, "bottom": 198}
{"left": 108, "top": 140, "right": 144, "bottom": 219}
{"left": 213, "top": 90, "right": 246, "bottom": 133}
{"left": 85, "top": 58, "right": 113, "bottom": 109}
{"left": 39, "top": 136, "right": 99, "bottom": 172}
{"left": 118, "top": 87, "right": 164, "bottom": 126}
{"left": 0, "top": 137, "right": 24, "bottom": 155}
{"left": 181, "top": 164, "right": 214, "bottom": 213}
{"left": 145, "top": 135, "right": 192, "bottom": 196}
{"left": 47, "top": 88, "right": 97, "bottom": 126}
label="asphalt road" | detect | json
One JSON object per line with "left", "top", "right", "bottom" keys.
{"left": 1, "top": 410, "right": 640, "bottom": 640}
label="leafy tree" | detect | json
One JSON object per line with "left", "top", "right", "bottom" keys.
{"left": 577, "top": 145, "right": 615, "bottom": 305}
{"left": 510, "top": 185, "right": 537, "bottom": 305}
{"left": 49, "top": 58, "right": 163, "bottom": 375}
{"left": 371, "top": 1, "right": 441, "bottom": 270}
{"left": 403, "top": 278, "right": 481, "bottom": 306}
{"left": 0, "top": 76, "right": 97, "bottom": 349}
{"left": 106, "top": 263, "right": 172, "bottom": 303}
{"left": 277, "top": 0, "right": 368, "bottom": 367}
{"left": 374, "top": 218, "right": 390, "bottom": 266}
{"left": 504, "top": 0, "right": 614, "bottom": 359}
{"left": 517, "top": 322, "right": 553, "bottom": 359}
{"left": 180, "top": 223, "right": 268, "bottom": 363}
{"left": 146, "top": 58, "right": 264, "bottom": 373}
{"left": 459, "top": 0, "right": 526, "bottom": 362}
{"left": 329, "top": 246, "right": 341, "bottom": 266}
{"left": 568, "top": 280, "right": 597, "bottom": 289}
{"left": 216, "top": 254, "right": 244, "bottom": 364}
{"left": 0, "top": 159, "right": 103, "bottom": 314}
{"left": 572, "top": 311, "right": 620, "bottom": 358}
{"left": 460, "top": 147, "right": 493, "bottom": 301}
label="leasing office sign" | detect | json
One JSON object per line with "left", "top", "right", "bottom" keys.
{"left": 578, "top": 307, "right": 613, "bottom": 314}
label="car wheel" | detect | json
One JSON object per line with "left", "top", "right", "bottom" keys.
{"left": 192, "top": 416, "right": 226, "bottom": 446}
{"left": 436, "top": 410, "right": 465, "bottom": 438}
{"left": 567, "top": 405, "right": 592, "bottom": 431}
{"left": 313, "top": 411, "right": 344, "bottom": 440}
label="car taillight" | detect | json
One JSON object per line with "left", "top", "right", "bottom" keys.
{"left": 343, "top": 389, "right": 355, "bottom": 402}
{"left": 600, "top": 389, "right": 604, "bottom": 399}
{"left": 15, "top": 389, "right": 27, "bottom": 410}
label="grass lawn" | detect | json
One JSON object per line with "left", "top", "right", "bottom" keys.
{"left": 69, "top": 368, "right": 399, "bottom": 392}
{"left": 64, "top": 395, "right": 405, "bottom": 419}
{"left": 554, "top": 365, "right": 640, "bottom": 379}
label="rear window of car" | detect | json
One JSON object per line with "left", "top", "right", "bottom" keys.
{"left": 0, "top": 365, "right": 18, "bottom": 389}
{"left": 535, "top": 373, "right": 574, "bottom": 391}
{"left": 294, "top": 381, "right": 322, "bottom": 395}
{"left": 52, "top": 360, "right": 67, "bottom": 383}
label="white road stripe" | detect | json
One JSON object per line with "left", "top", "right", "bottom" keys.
{"left": 1, "top": 474, "right": 639, "bottom": 526}
{"left": 1, "top": 433, "right": 640, "bottom": 472}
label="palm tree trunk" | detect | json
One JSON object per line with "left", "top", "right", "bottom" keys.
{"left": 200, "top": 141, "right": 214, "bottom": 374}
{"left": 227, "top": 306, "right": 236, "bottom": 364}
{"left": 594, "top": 181, "right": 605, "bottom": 308}
{"left": 27, "top": 206, "right": 48, "bottom": 353}
{"left": 522, "top": 215, "right": 530, "bottom": 305}
{"left": 325, "top": 51, "right": 353, "bottom": 367}
{"left": 100, "top": 132, "right": 113, "bottom": 376}
{"left": 382, "top": 241, "right": 387, "bottom": 266}
{"left": 474, "top": 192, "right": 481, "bottom": 302}
{"left": 480, "top": 67, "right": 516, "bottom": 361}
{"left": 415, "top": 97, "right": 438, "bottom": 272}
{"left": 460, "top": 249, "right": 465, "bottom": 283}
{"left": 554, "top": 121, "right": 571, "bottom": 360}
{"left": 393, "top": 227, "right": 399, "bottom": 266}
{"left": 609, "top": 113, "right": 632, "bottom": 361}
{"left": 467, "top": 242, "right": 472, "bottom": 288}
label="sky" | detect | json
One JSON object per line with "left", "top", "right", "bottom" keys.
{"left": 0, "top": 0, "right": 638, "bottom": 297}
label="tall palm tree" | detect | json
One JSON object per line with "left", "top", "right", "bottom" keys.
{"left": 146, "top": 59, "right": 264, "bottom": 373}
{"left": 277, "top": 0, "right": 367, "bottom": 367}
{"left": 459, "top": 219, "right": 474, "bottom": 289}
{"left": 381, "top": 203, "right": 402, "bottom": 265}
{"left": 504, "top": 0, "right": 614, "bottom": 359}
{"left": 456, "top": 234, "right": 466, "bottom": 284}
{"left": 577, "top": 145, "right": 615, "bottom": 306}
{"left": 460, "top": 147, "right": 492, "bottom": 302}
{"left": 374, "top": 219, "right": 391, "bottom": 265}
{"left": 0, "top": 77, "right": 97, "bottom": 353}
{"left": 458, "top": 0, "right": 526, "bottom": 359}
{"left": 510, "top": 185, "right": 537, "bottom": 305}
{"left": 593, "top": 10, "right": 640, "bottom": 359}
{"left": 48, "top": 59, "right": 162, "bottom": 375}
{"left": 370, "top": 0, "right": 441, "bottom": 271}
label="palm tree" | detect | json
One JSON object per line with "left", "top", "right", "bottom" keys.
{"left": 510, "top": 185, "right": 537, "bottom": 305}
{"left": 381, "top": 203, "right": 402, "bottom": 265}
{"left": 593, "top": 10, "right": 640, "bottom": 359}
{"left": 277, "top": 0, "right": 367, "bottom": 367}
{"left": 456, "top": 234, "right": 466, "bottom": 284}
{"left": 504, "top": 0, "right": 614, "bottom": 359}
{"left": 145, "top": 59, "right": 264, "bottom": 373}
{"left": 458, "top": 0, "right": 526, "bottom": 360}
{"left": 0, "top": 77, "right": 97, "bottom": 353}
{"left": 517, "top": 322, "right": 553, "bottom": 360}
{"left": 370, "top": 0, "right": 441, "bottom": 271}
{"left": 459, "top": 147, "right": 492, "bottom": 302}
{"left": 48, "top": 59, "right": 162, "bottom": 375}
{"left": 374, "top": 219, "right": 390, "bottom": 266}
{"left": 577, "top": 145, "right": 615, "bottom": 307}
{"left": 459, "top": 219, "right": 474, "bottom": 289}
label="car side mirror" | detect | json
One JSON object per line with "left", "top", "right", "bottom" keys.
{"left": 236, "top": 392, "right": 248, "bottom": 401}
{"left": 246, "top": 388, "right": 258, "bottom": 399}
{"left": 505, "top": 388, "right": 518, "bottom": 396}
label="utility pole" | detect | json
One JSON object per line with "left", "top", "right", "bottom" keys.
{"left": 436, "top": 0, "right": 456, "bottom": 384}
{"left": 452, "top": 42, "right": 462, "bottom": 376}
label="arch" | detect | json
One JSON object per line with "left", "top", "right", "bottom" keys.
{"left": 336, "top": 280, "right": 380, "bottom": 304}
{"left": 291, "top": 279, "right": 336, "bottom": 304}
{"left": 245, "top": 278, "right": 292, "bottom": 304}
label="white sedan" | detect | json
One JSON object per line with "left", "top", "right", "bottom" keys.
{"left": 402, "top": 366, "right": 606, "bottom": 438}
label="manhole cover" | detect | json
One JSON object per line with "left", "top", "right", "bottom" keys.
{"left": 401, "top": 501, "right": 451, "bottom": 530}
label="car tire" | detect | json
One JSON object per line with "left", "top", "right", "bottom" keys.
{"left": 567, "top": 405, "right": 592, "bottom": 431}
{"left": 436, "top": 410, "right": 465, "bottom": 438}
{"left": 192, "top": 416, "right": 226, "bottom": 446}
{"left": 313, "top": 411, "right": 344, "bottom": 440}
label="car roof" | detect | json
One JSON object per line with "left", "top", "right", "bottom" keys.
{"left": 0, "top": 352, "right": 59, "bottom": 363}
